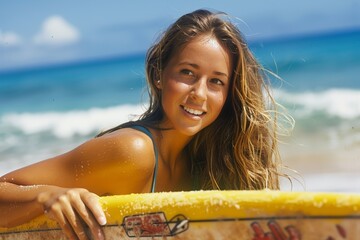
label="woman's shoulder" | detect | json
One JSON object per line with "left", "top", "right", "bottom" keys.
{"left": 74, "top": 127, "right": 157, "bottom": 194}
{"left": 94, "top": 127, "right": 156, "bottom": 169}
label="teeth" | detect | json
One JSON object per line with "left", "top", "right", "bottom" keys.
{"left": 183, "top": 106, "right": 204, "bottom": 116}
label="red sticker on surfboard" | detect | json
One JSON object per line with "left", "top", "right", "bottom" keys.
{"left": 122, "top": 212, "right": 188, "bottom": 237}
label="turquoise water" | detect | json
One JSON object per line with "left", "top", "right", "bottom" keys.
{"left": 1, "top": 30, "right": 359, "bottom": 191}
{"left": 0, "top": 54, "right": 146, "bottom": 113}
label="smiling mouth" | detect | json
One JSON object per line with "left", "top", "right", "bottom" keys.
{"left": 182, "top": 106, "right": 206, "bottom": 116}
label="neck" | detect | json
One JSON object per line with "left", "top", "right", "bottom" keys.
{"left": 155, "top": 128, "right": 192, "bottom": 172}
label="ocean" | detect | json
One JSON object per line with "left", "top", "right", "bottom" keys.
{"left": 1, "top": 29, "right": 359, "bottom": 192}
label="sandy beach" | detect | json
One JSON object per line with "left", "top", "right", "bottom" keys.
{"left": 279, "top": 129, "right": 360, "bottom": 192}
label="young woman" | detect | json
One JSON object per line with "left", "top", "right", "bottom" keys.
{"left": 0, "top": 9, "right": 284, "bottom": 240}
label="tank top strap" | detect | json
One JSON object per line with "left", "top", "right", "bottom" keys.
{"left": 130, "top": 125, "right": 158, "bottom": 193}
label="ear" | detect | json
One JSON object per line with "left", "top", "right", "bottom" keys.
{"left": 155, "top": 80, "right": 162, "bottom": 89}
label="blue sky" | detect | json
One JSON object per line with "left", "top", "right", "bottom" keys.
{"left": 0, "top": 0, "right": 359, "bottom": 71}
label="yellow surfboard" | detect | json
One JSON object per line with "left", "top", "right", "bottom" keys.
{"left": 1, "top": 190, "right": 359, "bottom": 239}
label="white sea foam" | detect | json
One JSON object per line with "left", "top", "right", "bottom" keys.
{"left": 1, "top": 104, "right": 146, "bottom": 138}
{"left": 3, "top": 89, "right": 359, "bottom": 139}
{"left": 274, "top": 88, "right": 360, "bottom": 119}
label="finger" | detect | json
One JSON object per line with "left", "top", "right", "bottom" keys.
{"left": 59, "top": 194, "right": 89, "bottom": 240}
{"left": 82, "top": 192, "right": 107, "bottom": 226}
{"left": 71, "top": 192, "right": 105, "bottom": 240}
{"left": 47, "top": 202, "right": 78, "bottom": 240}
{"left": 77, "top": 206, "right": 104, "bottom": 240}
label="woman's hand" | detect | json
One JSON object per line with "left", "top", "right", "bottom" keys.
{"left": 37, "top": 187, "right": 107, "bottom": 240}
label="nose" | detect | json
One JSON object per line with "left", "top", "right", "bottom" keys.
{"left": 190, "top": 78, "right": 207, "bottom": 102}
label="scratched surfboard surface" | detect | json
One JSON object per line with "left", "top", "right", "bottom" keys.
{"left": 1, "top": 191, "right": 359, "bottom": 239}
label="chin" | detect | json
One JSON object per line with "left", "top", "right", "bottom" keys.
{"left": 178, "top": 124, "right": 206, "bottom": 137}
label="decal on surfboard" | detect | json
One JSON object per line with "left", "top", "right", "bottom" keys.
{"left": 250, "top": 220, "right": 347, "bottom": 240}
{"left": 122, "top": 212, "right": 188, "bottom": 237}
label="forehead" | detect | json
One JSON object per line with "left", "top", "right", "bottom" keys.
{"left": 168, "top": 34, "right": 232, "bottom": 72}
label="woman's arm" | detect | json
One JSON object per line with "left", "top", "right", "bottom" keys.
{"left": 0, "top": 182, "right": 57, "bottom": 226}
{"left": 0, "top": 128, "right": 156, "bottom": 239}
{"left": 0, "top": 138, "right": 110, "bottom": 239}
{"left": 0, "top": 183, "right": 105, "bottom": 239}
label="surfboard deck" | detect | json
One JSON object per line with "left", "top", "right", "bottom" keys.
{"left": 1, "top": 190, "right": 359, "bottom": 239}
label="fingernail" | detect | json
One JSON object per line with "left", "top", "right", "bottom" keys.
{"left": 98, "top": 216, "right": 107, "bottom": 225}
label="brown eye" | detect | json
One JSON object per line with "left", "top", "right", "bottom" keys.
{"left": 180, "top": 69, "right": 194, "bottom": 76}
{"left": 210, "top": 78, "right": 225, "bottom": 86}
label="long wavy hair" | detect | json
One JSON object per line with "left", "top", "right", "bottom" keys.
{"left": 98, "top": 9, "right": 284, "bottom": 190}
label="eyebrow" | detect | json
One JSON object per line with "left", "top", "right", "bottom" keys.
{"left": 178, "top": 62, "right": 229, "bottom": 78}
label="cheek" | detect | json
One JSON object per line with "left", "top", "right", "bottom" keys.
{"left": 163, "top": 80, "right": 190, "bottom": 99}
{"left": 161, "top": 81, "right": 185, "bottom": 113}
{"left": 211, "top": 90, "right": 228, "bottom": 110}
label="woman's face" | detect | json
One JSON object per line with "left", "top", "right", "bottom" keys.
{"left": 159, "top": 34, "right": 232, "bottom": 136}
